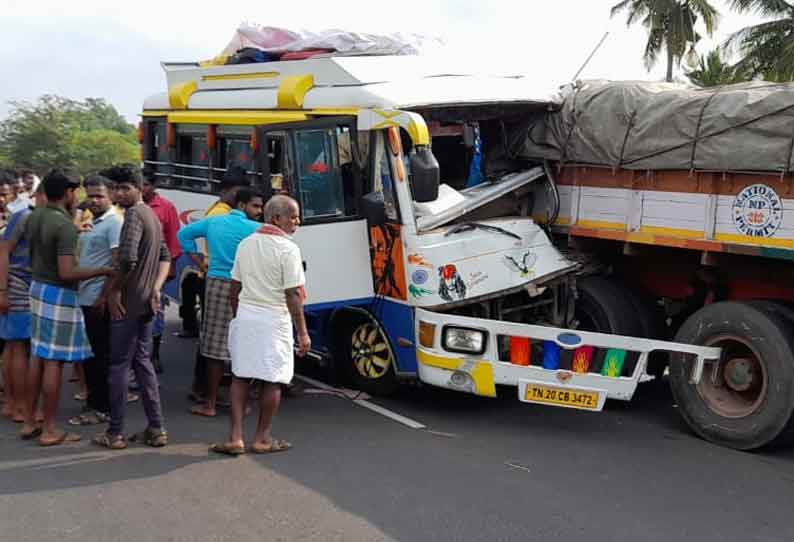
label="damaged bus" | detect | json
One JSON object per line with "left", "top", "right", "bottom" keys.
{"left": 140, "top": 54, "right": 721, "bottom": 443}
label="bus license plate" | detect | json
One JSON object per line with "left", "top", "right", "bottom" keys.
{"left": 522, "top": 383, "right": 602, "bottom": 411}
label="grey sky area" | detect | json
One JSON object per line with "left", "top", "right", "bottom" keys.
{"left": 0, "top": 1, "right": 764, "bottom": 124}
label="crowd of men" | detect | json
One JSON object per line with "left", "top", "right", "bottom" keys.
{"left": 0, "top": 164, "right": 309, "bottom": 454}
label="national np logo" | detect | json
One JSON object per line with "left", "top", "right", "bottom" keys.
{"left": 733, "top": 184, "right": 783, "bottom": 238}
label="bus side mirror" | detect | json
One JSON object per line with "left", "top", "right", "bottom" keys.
{"left": 361, "top": 192, "right": 386, "bottom": 228}
{"left": 409, "top": 147, "right": 440, "bottom": 202}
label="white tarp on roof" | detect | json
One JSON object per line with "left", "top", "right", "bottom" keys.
{"left": 220, "top": 23, "right": 444, "bottom": 57}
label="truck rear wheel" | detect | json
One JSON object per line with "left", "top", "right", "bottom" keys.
{"left": 669, "top": 301, "right": 794, "bottom": 450}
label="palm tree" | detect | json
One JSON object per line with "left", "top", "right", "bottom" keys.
{"left": 611, "top": 0, "right": 720, "bottom": 82}
{"left": 686, "top": 48, "right": 751, "bottom": 85}
{"left": 725, "top": 0, "right": 794, "bottom": 81}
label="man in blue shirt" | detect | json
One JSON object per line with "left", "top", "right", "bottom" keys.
{"left": 72, "top": 175, "right": 123, "bottom": 426}
{"left": 178, "top": 188, "right": 263, "bottom": 417}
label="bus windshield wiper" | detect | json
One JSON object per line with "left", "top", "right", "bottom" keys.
{"left": 444, "top": 222, "right": 521, "bottom": 241}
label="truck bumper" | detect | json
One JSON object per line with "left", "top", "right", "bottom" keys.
{"left": 415, "top": 308, "right": 721, "bottom": 410}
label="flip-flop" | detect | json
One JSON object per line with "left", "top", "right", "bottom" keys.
{"left": 68, "top": 411, "right": 109, "bottom": 426}
{"left": 92, "top": 432, "right": 127, "bottom": 450}
{"left": 39, "top": 432, "right": 81, "bottom": 447}
{"left": 209, "top": 442, "right": 246, "bottom": 456}
{"left": 190, "top": 405, "right": 217, "bottom": 418}
{"left": 249, "top": 438, "right": 292, "bottom": 455}
{"left": 19, "top": 425, "right": 42, "bottom": 440}
{"left": 187, "top": 392, "right": 205, "bottom": 403}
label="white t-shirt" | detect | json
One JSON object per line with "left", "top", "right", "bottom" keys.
{"left": 231, "top": 232, "right": 305, "bottom": 311}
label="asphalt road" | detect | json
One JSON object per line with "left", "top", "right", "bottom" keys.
{"left": 1, "top": 310, "right": 793, "bottom": 542}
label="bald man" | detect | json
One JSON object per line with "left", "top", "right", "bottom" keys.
{"left": 211, "top": 195, "right": 309, "bottom": 456}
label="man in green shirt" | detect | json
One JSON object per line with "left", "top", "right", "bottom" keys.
{"left": 20, "top": 169, "right": 114, "bottom": 446}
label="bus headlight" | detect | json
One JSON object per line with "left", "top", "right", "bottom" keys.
{"left": 442, "top": 326, "right": 487, "bottom": 355}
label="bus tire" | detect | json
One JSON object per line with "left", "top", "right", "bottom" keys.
{"left": 575, "top": 276, "right": 643, "bottom": 374}
{"left": 669, "top": 301, "right": 794, "bottom": 450}
{"left": 332, "top": 312, "right": 399, "bottom": 396}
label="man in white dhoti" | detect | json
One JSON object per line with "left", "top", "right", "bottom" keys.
{"left": 211, "top": 195, "right": 310, "bottom": 456}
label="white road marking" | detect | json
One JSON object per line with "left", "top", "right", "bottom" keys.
{"left": 504, "top": 461, "right": 532, "bottom": 473}
{"left": 295, "top": 375, "right": 427, "bottom": 430}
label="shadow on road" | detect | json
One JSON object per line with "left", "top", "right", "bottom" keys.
{"left": 0, "top": 444, "right": 214, "bottom": 496}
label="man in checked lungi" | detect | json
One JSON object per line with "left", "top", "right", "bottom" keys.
{"left": 21, "top": 170, "right": 115, "bottom": 445}
{"left": 0, "top": 183, "right": 46, "bottom": 423}
{"left": 178, "top": 188, "right": 264, "bottom": 418}
{"left": 211, "top": 195, "right": 309, "bottom": 456}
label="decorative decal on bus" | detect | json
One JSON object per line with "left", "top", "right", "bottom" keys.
{"left": 504, "top": 251, "right": 537, "bottom": 278}
{"left": 438, "top": 264, "right": 467, "bottom": 302}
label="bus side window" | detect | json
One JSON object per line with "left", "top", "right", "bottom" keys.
{"left": 145, "top": 120, "right": 172, "bottom": 186}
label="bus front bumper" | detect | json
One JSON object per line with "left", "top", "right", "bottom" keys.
{"left": 414, "top": 309, "right": 721, "bottom": 411}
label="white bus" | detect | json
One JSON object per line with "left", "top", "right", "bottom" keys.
{"left": 141, "top": 54, "right": 719, "bottom": 412}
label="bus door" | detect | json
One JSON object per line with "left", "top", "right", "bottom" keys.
{"left": 256, "top": 118, "right": 375, "bottom": 309}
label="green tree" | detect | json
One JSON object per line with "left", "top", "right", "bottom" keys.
{"left": 611, "top": 0, "right": 720, "bottom": 82}
{"left": 0, "top": 95, "right": 137, "bottom": 175}
{"left": 725, "top": 0, "right": 794, "bottom": 81}
{"left": 685, "top": 48, "right": 751, "bottom": 85}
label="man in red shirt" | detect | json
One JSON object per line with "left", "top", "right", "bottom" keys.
{"left": 142, "top": 167, "right": 181, "bottom": 374}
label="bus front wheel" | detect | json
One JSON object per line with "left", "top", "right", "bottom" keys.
{"left": 334, "top": 313, "right": 399, "bottom": 396}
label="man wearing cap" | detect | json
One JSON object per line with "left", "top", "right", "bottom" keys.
{"left": 21, "top": 169, "right": 114, "bottom": 445}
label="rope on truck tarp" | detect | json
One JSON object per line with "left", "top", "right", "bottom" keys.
{"left": 784, "top": 120, "right": 794, "bottom": 177}
{"left": 689, "top": 87, "right": 723, "bottom": 174}
{"left": 618, "top": 101, "right": 794, "bottom": 169}
{"left": 614, "top": 110, "right": 637, "bottom": 173}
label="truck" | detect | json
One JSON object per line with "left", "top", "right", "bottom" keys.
{"left": 520, "top": 79, "right": 794, "bottom": 450}
{"left": 139, "top": 47, "right": 728, "bottom": 450}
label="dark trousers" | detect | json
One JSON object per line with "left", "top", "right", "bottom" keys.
{"left": 189, "top": 274, "right": 207, "bottom": 393}
{"left": 193, "top": 348, "right": 207, "bottom": 395}
{"left": 108, "top": 315, "right": 164, "bottom": 435}
{"left": 180, "top": 274, "right": 204, "bottom": 334}
{"left": 82, "top": 306, "right": 111, "bottom": 414}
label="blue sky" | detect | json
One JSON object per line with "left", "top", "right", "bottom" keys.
{"left": 1, "top": 0, "right": 763, "bottom": 123}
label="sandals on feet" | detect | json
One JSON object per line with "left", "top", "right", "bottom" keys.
{"left": 129, "top": 427, "right": 168, "bottom": 447}
{"left": 249, "top": 438, "right": 292, "bottom": 455}
{"left": 68, "top": 411, "right": 109, "bottom": 426}
{"left": 92, "top": 432, "right": 127, "bottom": 450}
{"left": 209, "top": 442, "right": 246, "bottom": 456}
{"left": 19, "top": 425, "right": 42, "bottom": 440}
{"left": 190, "top": 405, "right": 217, "bottom": 418}
{"left": 39, "top": 432, "right": 81, "bottom": 447}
